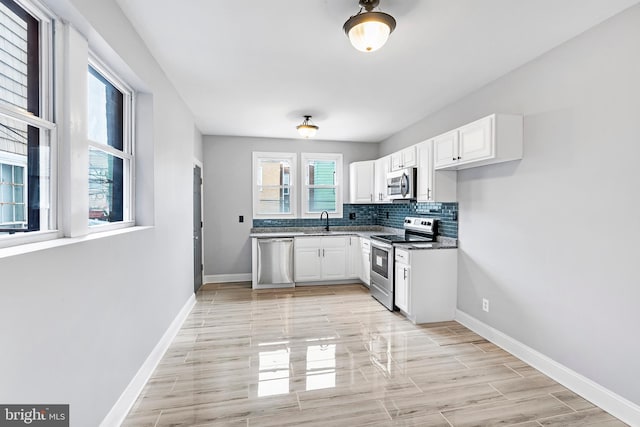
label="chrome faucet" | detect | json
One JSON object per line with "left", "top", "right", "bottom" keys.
{"left": 320, "top": 211, "right": 330, "bottom": 231}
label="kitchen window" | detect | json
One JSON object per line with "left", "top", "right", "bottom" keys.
{"left": 87, "top": 60, "right": 134, "bottom": 227}
{"left": 252, "top": 152, "right": 297, "bottom": 218}
{"left": 301, "top": 153, "right": 342, "bottom": 218}
{"left": 0, "top": 0, "right": 54, "bottom": 239}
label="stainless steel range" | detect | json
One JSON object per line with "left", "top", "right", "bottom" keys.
{"left": 369, "top": 217, "right": 437, "bottom": 310}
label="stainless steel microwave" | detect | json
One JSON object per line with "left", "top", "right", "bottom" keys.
{"left": 387, "top": 168, "right": 417, "bottom": 200}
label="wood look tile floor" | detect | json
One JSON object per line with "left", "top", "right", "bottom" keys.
{"left": 123, "top": 283, "right": 627, "bottom": 427}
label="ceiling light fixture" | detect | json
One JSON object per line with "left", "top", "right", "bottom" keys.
{"left": 296, "top": 115, "right": 319, "bottom": 138}
{"left": 343, "top": 0, "right": 396, "bottom": 53}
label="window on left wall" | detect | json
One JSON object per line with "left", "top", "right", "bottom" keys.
{"left": 87, "top": 61, "right": 134, "bottom": 227}
{"left": 0, "top": 0, "right": 54, "bottom": 237}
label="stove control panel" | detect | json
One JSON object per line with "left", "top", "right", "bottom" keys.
{"left": 404, "top": 216, "right": 437, "bottom": 233}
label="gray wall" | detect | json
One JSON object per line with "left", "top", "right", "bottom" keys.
{"left": 202, "top": 136, "right": 378, "bottom": 276}
{"left": 380, "top": 5, "right": 640, "bottom": 405}
{"left": 0, "top": 0, "right": 201, "bottom": 425}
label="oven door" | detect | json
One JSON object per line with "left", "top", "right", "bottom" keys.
{"left": 370, "top": 240, "right": 394, "bottom": 311}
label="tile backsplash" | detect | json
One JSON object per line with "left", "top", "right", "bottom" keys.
{"left": 253, "top": 202, "right": 458, "bottom": 238}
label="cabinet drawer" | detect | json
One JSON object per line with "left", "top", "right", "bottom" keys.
{"left": 361, "top": 239, "right": 371, "bottom": 251}
{"left": 294, "top": 236, "right": 321, "bottom": 248}
{"left": 395, "top": 248, "right": 410, "bottom": 263}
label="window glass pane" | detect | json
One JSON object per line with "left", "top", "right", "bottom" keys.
{"left": 14, "top": 202, "right": 24, "bottom": 221}
{"left": 257, "top": 186, "right": 291, "bottom": 214}
{"left": 1, "top": 163, "right": 12, "bottom": 182}
{"left": 89, "top": 147, "right": 123, "bottom": 225}
{"left": 257, "top": 159, "right": 290, "bottom": 186}
{"left": 13, "top": 183, "right": 22, "bottom": 201}
{"left": 0, "top": 180, "right": 11, "bottom": 200}
{"left": 306, "top": 188, "right": 336, "bottom": 213}
{"left": 0, "top": 0, "right": 38, "bottom": 115}
{"left": 306, "top": 160, "right": 336, "bottom": 186}
{"left": 1, "top": 203, "right": 12, "bottom": 222}
{"left": 88, "top": 66, "right": 124, "bottom": 150}
{"left": 13, "top": 164, "right": 23, "bottom": 184}
{"left": 255, "top": 158, "right": 292, "bottom": 215}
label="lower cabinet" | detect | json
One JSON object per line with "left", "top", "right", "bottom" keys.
{"left": 359, "top": 238, "right": 371, "bottom": 287}
{"left": 394, "top": 247, "right": 458, "bottom": 324}
{"left": 294, "top": 236, "right": 348, "bottom": 282}
{"left": 347, "top": 236, "right": 360, "bottom": 279}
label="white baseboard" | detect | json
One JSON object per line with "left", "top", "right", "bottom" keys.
{"left": 100, "top": 294, "right": 196, "bottom": 427}
{"left": 204, "top": 273, "right": 251, "bottom": 283}
{"left": 455, "top": 310, "right": 640, "bottom": 427}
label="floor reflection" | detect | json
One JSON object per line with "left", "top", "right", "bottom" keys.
{"left": 257, "top": 342, "right": 290, "bottom": 397}
{"left": 257, "top": 339, "right": 338, "bottom": 396}
{"left": 305, "top": 344, "right": 336, "bottom": 391}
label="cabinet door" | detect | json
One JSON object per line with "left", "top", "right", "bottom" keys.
{"left": 390, "top": 152, "right": 403, "bottom": 171}
{"left": 394, "top": 262, "right": 409, "bottom": 312}
{"left": 402, "top": 145, "right": 417, "bottom": 168}
{"left": 416, "top": 140, "right": 433, "bottom": 202}
{"left": 321, "top": 237, "right": 348, "bottom": 280}
{"left": 294, "top": 246, "right": 322, "bottom": 281}
{"left": 347, "top": 236, "right": 360, "bottom": 279}
{"left": 458, "top": 116, "right": 493, "bottom": 163}
{"left": 349, "top": 161, "right": 375, "bottom": 203}
{"left": 433, "top": 130, "right": 459, "bottom": 169}
{"left": 374, "top": 156, "right": 391, "bottom": 202}
{"left": 360, "top": 239, "right": 371, "bottom": 286}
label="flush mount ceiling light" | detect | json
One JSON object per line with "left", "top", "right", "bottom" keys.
{"left": 343, "top": 0, "right": 396, "bottom": 53}
{"left": 296, "top": 115, "right": 319, "bottom": 138}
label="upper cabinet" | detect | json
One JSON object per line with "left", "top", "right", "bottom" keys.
{"left": 433, "top": 114, "right": 523, "bottom": 170}
{"left": 374, "top": 155, "right": 391, "bottom": 203}
{"left": 349, "top": 160, "right": 375, "bottom": 203}
{"left": 390, "top": 145, "right": 417, "bottom": 171}
{"left": 417, "top": 140, "right": 457, "bottom": 202}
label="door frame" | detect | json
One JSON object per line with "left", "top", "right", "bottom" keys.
{"left": 194, "top": 159, "right": 204, "bottom": 292}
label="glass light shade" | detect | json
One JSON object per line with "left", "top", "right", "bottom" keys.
{"left": 343, "top": 10, "right": 396, "bottom": 53}
{"left": 297, "top": 124, "right": 318, "bottom": 139}
{"left": 348, "top": 21, "right": 391, "bottom": 52}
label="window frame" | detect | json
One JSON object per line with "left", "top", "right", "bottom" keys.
{"left": 300, "top": 152, "right": 343, "bottom": 219}
{"left": 252, "top": 152, "right": 297, "bottom": 219}
{"left": 86, "top": 53, "right": 135, "bottom": 233}
{"left": 0, "top": 0, "right": 58, "bottom": 249}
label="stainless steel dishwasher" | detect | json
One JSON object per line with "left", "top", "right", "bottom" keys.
{"left": 257, "top": 238, "right": 294, "bottom": 286}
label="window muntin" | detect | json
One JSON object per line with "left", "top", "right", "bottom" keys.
{"left": 0, "top": 0, "right": 52, "bottom": 239}
{"left": 252, "top": 152, "right": 296, "bottom": 218}
{"left": 301, "top": 153, "right": 342, "bottom": 217}
{"left": 87, "top": 61, "right": 133, "bottom": 227}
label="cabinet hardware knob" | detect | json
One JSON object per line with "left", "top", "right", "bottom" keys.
{"left": 452, "top": 157, "right": 456, "bottom": 161}
{"left": 457, "top": 156, "right": 461, "bottom": 160}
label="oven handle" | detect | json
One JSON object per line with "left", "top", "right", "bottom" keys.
{"left": 371, "top": 240, "right": 393, "bottom": 250}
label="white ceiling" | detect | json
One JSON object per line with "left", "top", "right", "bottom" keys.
{"left": 115, "top": 0, "right": 638, "bottom": 143}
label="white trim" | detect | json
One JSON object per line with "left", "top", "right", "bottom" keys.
{"left": 455, "top": 309, "right": 640, "bottom": 427}
{"left": 100, "top": 293, "right": 196, "bottom": 427}
{"left": 204, "top": 273, "right": 252, "bottom": 283}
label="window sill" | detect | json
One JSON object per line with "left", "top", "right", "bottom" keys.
{"left": 0, "top": 225, "right": 153, "bottom": 259}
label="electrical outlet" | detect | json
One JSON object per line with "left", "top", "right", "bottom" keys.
{"left": 349, "top": 212, "right": 356, "bottom": 220}
{"left": 239, "top": 215, "right": 244, "bottom": 223}
{"left": 482, "top": 298, "right": 489, "bottom": 313}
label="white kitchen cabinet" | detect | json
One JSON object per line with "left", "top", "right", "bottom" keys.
{"left": 432, "top": 129, "right": 459, "bottom": 169}
{"left": 434, "top": 114, "right": 523, "bottom": 170}
{"left": 394, "top": 249, "right": 410, "bottom": 312}
{"left": 359, "top": 238, "right": 371, "bottom": 287}
{"left": 347, "top": 236, "right": 360, "bottom": 279}
{"left": 349, "top": 161, "right": 375, "bottom": 203}
{"left": 294, "top": 236, "right": 348, "bottom": 282}
{"left": 374, "top": 155, "right": 391, "bottom": 203}
{"left": 390, "top": 145, "right": 417, "bottom": 171}
{"left": 417, "top": 140, "right": 457, "bottom": 202}
{"left": 393, "top": 247, "right": 457, "bottom": 324}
